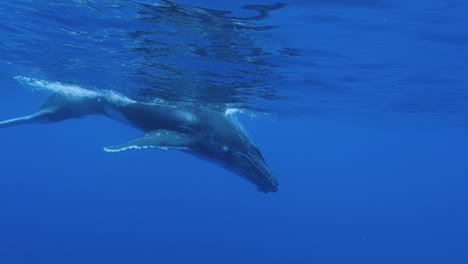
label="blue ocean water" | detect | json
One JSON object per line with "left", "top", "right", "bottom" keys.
{"left": 0, "top": 0, "right": 467, "bottom": 263}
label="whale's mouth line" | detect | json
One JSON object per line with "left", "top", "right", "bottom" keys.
{"left": 232, "top": 151, "right": 274, "bottom": 185}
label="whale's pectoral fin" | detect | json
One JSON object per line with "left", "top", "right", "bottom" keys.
{"left": 103, "top": 129, "right": 200, "bottom": 153}
{"left": 0, "top": 109, "right": 54, "bottom": 128}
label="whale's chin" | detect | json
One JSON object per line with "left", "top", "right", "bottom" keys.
{"left": 257, "top": 184, "right": 279, "bottom": 193}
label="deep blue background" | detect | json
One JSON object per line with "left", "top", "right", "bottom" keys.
{"left": 1, "top": 0, "right": 468, "bottom": 263}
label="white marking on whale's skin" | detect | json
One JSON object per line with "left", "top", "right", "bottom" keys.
{"left": 103, "top": 145, "right": 188, "bottom": 153}
{"left": 103, "top": 145, "right": 162, "bottom": 152}
{"left": 225, "top": 108, "right": 242, "bottom": 116}
{"left": 224, "top": 108, "right": 249, "bottom": 137}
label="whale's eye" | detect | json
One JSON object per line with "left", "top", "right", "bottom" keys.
{"left": 222, "top": 145, "right": 229, "bottom": 152}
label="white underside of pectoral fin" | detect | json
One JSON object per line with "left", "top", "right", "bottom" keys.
{"left": 103, "top": 129, "right": 197, "bottom": 153}
{"left": 103, "top": 144, "right": 170, "bottom": 153}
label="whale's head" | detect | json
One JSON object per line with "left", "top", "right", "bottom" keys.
{"left": 218, "top": 140, "right": 278, "bottom": 193}
{"left": 188, "top": 110, "right": 278, "bottom": 193}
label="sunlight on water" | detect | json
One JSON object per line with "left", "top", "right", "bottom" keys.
{"left": 0, "top": 0, "right": 466, "bottom": 122}
{"left": 0, "top": 1, "right": 291, "bottom": 112}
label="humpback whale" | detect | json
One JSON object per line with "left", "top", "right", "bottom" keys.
{"left": 0, "top": 82, "right": 278, "bottom": 193}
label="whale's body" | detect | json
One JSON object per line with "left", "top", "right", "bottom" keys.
{"left": 0, "top": 89, "right": 278, "bottom": 192}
